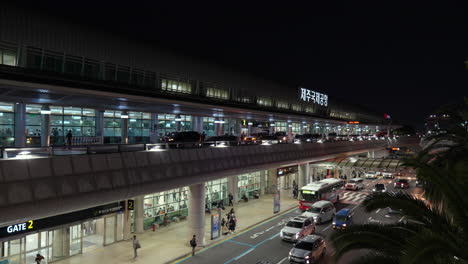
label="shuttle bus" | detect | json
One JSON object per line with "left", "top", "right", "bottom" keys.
{"left": 299, "top": 178, "right": 344, "bottom": 211}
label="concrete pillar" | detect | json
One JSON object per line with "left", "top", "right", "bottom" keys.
{"left": 150, "top": 113, "right": 159, "bottom": 143}
{"left": 188, "top": 183, "right": 206, "bottom": 246}
{"left": 134, "top": 196, "right": 144, "bottom": 233}
{"left": 95, "top": 110, "right": 104, "bottom": 144}
{"left": 121, "top": 111, "right": 129, "bottom": 144}
{"left": 298, "top": 163, "right": 309, "bottom": 189}
{"left": 40, "top": 105, "right": 51, "bottom": 147}
{"left": 176, "top": 121, "right": 182, "bottom": 132}
{"left": 227, "top": 175, "right": 238, "bottom": 203}
{"left": 123, "top": 200, "right": 132, "bottom": 240}
{"left": 302, "top": 124, "right": 307, "bottom": 134}
{"left": 14, "top": 103, "right": 26, "bottom": 147}
{"left": 287, "top": 125, "right": 293, "bottom": 141}
{"left": 260, "top": 170, "right": 266, "bottom": 195}
{"left": 248, "top": 122, "right": 252, "bottom": 136}
{"left": 192, "top": 116, "right": 203, "bottom": 133}
{"left": 52, "top": 228, "right": 70, "bottom": 258}
{"left": 265, "top": 168, "right": 277, "bottom": 194}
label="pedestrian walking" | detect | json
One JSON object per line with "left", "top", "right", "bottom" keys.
{"left": 133, "top": 235, "right": 141, "bottom": 258}
{"left": 190, "top": 234, "right": 197, "bottom": 256}
{"left": 228, "top": 193, "right": 234, "bottom": 206}
{"left": 35, "top": 253, "right": 44, "bottom": 264}
{"left": 66, "top": 130, "right": 73, "bottom": 149}
{"left": 229, "top": 217, "right": 236, "bottom": 233}
{"left": 293, "top": 187, "right": 298, "bottom": 199}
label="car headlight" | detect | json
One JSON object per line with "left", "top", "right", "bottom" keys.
{"left": 332, "top": 222, "right": 336, "bottom": 225}
{"left": 295, "top": 232, "right": 300, "bottom": 239}
{"left": 305, "top": 255, "right": 310, "bottom": 259}
{"left": 373, "top": 188, "right": 376, "bottom": 191}
{"left": 289, "top": 251, "right": 292, "bottom": 256}
{"left": 383, "top": 190, "right": 386, "bottom": 192}
{"left": 342, "top": 224, "right": 346, "bottom": 226}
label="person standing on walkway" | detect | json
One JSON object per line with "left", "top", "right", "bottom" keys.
{"left": 190, "top": 235, "right": 197, "bottom": 256}
{"left": 35, "top": 253, "right": 44, "bottom": 264}
{"left": 66, "top": 130, "right": 73, "bottom": 149}
{"left": 133, "top": 235, "right": 141, "bottom": 259}
{"left": 228, "top": 193, "right": 234, "bottom": 206}
{"left": 293, "top": 187, "right": 298, "bottom": 199}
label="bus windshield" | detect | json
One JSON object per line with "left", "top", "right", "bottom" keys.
{"left": 300, "top": 190, "right": 318, "bottom": 202}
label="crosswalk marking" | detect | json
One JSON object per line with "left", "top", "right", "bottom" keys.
{"left": 339, "top": 191, "right": 369, "bottom": 204}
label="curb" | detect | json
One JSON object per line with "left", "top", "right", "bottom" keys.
{"left": 166, "top": 204, "right": 299, "bottom": 264}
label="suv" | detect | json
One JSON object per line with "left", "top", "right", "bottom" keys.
{"left": 373, "top": 183, "right": 387, "bottom": 193}
{"left": 204, "top": 135, "right": 240, "bottom": 146}
{"left": 302, "top": 201, "right": 336, "bottom": 225}
{"left": 365, "top": 171, "right": 378, "bottom": 179}
{"left": 288, "top": 235, "right": 326, "bottom": 264}
{"left": 332, "top": 208, "right": 353, "bottom": 230}
{"left": 163, "top": 131, "right": 201, "bottom": 147}
{"left": 280, "top": 216, "right": 316, "bottom": 242}
{"left": 394, "top": 179, "right": 410, "bottom": 189}
{"left": 345, "top": 178, "right": 364, "bottom": 191}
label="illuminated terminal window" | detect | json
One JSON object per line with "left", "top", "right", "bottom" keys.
{"left": 0, "top": 48, "right": 16, "bottom": 66}
{"left": 205, "top": 178, "right": 228, "bottom": 210}
{"left": 104, "top": 110, "right": 122, "bottom": 143}
{"left": 206, "top": 88, "right": 229, "bottom": 100}
{"left": 257, "top": 97, "right": 272, "bottom": 107}
{"left": 158, "top": 114, "right": 192, "bottom": 136}
{"left": 238, "top": 171, "right": 261, "bottom": 200}
{"left": 291, "top": 104, "right": 302, "bottom": 112}
{"left": 161, "top": 79, "right": 192, "bottom": 94}
{"left": 203, "top": 117, "right": 215, "bottom": 137}
{"left": 274, "top": 121, "right": 287, "bottom": 133}
{"left": 128, "top": 112, "right": 151, "bottom": 143}
{"left": 0, "top": 102, "right": 14, "bottom": 147}
{"left": 305, "top": 106, "right": 315, "bottom": 113}
{"left": 143, "top": 187, "right": 189, "bottom": 229}
{"left": 276, "top": 101, "right": 289, "bottom": 109}
{"left": 292, "top": 123, "right": 301, "bottom": 135}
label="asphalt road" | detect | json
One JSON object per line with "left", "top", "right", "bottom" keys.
{"left": 175, "top": 175, "right": 420, "bottom": 264}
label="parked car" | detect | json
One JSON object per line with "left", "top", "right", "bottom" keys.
{"left": 345, "top": 178, "right": 364, "bottom": 191}
{"left": 241, "top": 135, "right": 259, "bottom": 145}
{"left": 302, "top": 201, "right": 336, "bottom": 225}
{"left": 326, "top": 132, "right": 338, "bottom": 142}
{"left": 273, "top": 132, "right": 288, "bottom": 143}
{"left": 162, "top": 131, "right": 202, "bottom": 147}
{"left": 365, "top": 171, "right": 378, "bottom": 179}
{"left": 280, "top": 216, "right": 316, "bottom": 242}
{"left": 382, "top": 172, "right": 394, "bottom": 179}
{"left": 332, "top": 208, "right": 353, "bottom": 229}
{"left": 415, "top": 179, "right": 423, "bottom": 187}
{"left": 372, "top": 183, "right": 387, "bottom": 193}
{"left": 288, "top": 235, "right": 326, "bottom": 264}
{"left": 394, "top": 179, "right": 410, "bottom": 189}
{"left": 204, "top": 135, "right": 240, "bottom": 146}
{"left": 392, "top": 172, "right": 402, "bottom": 178}
{"left": 257, "top": 134, "right": 280, "bottom": 144}
{"left": 294, "top": 134, "right": 321, "bottom": 143}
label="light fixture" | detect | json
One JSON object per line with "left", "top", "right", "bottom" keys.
{"left": 120, "top": 114, "right": 129, "bottom": 119}
{"left": 40, "top": 105, "right": 51, "bottom": 115}
{"left": 248, "top": 122, "right": 253, "bottom": 126}
{"left": 288, "top": 124, "right": 292, "bottom": 127}
{"left": 270, "top": 123, "right": 275, "bottom": 127}
{"left": 174, "top": 114, "right": 182, "bottom": 121}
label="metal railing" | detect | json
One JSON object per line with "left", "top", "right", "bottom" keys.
{"left": 0, "top": 136, "right": 400, "bottom": 160}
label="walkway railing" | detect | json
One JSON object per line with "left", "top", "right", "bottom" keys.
{"left": 0, "top": 137, "right": 406, "bottom": 160}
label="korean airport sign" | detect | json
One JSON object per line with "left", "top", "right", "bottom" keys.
{"left": 299, "top": 87, "right": 328, "bottom": 107}
{"left": 0, "top": 202, "right": 125, "bottom": 239}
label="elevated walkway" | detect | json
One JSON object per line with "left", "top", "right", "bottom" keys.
{"left": 0, "top": 137, "right": 419, "bottom": 225}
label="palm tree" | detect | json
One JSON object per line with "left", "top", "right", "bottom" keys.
{"left": 331, "top": 103, "right": 468, "bottom": 263}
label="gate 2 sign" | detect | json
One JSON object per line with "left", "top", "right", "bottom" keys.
{"left": 299, "top": 87, "right": 328, "bottom": 107}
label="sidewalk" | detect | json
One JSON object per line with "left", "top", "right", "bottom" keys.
{"left": 55, "top": 192, "right": 298, "bottom": 264}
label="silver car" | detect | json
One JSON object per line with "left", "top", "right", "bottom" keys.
{"left": 280, "top": 216, "right": 315, "bottom": 242}
{"left": 288, "top": 235, "right": 326, "bottom": 263}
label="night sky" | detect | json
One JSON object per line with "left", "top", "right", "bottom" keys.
{"left": 24, "top": 2, "right": 468, "bottom": 130}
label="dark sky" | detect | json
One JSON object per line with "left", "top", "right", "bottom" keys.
{"left": 25, "top": 2, "right": 468, "bottom": 129}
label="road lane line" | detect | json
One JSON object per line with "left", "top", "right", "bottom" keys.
{"left": 277, "top": 257, "right": 288, "bottom": 264}
{"left": 234, "top": 247, "right": 255, "bottom": 260}
{"left": 376, "top": 209, "right": 381, "bottom": 214}
{"left": 227, "top": 240, "right": 254, "bottom": 247}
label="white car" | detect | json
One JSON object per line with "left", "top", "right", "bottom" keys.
{"left": 302, "top": 201, "right": 336, "bottom": 225}
{"left": 365, "top": 171, "right": 378, "bottom": 179}
{"left": 345, "top": 178, "right": 365, "bottom": 191}
{"left": 382, "top": 172, "right": 393, "bottom": 179}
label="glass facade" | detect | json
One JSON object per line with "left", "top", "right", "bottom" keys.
{"left": 161, "top": 79, "right": 192, "bottom": 94}
{"left": 205, "top": 178, "right": 228, "bottom": 210}
{"left": 25, "top": 105, "right": 42, "bottom": 146}
{"left": 0, "top": 102, "right": 14, "bottom": 147}
{"left": 257, "top": 97, "right": 272, "bottom": 107}
{"left": 274, "top": 122, "right": 287, "bottom": 133}
{"left": 0, "top": 48, "right": 16, "bottom": 66}
{"left": 157, "top": 114, "right": 192, "bottom": 136}
{"left": 128, "top": 111, "right": 151, "bottom": 143}
{"left": 276, "top": 101, "right": 289, "bottom": 109}
{"left": 206, "top": 88, "right": 229, "bottom": 100}
{"left": 103, "top": 110, "right": 122, "bottom": 143}
{"left": 237, "top": 172, "right": 261, "bottom": 200}
{"left": 292, "top": 123, "right": 301, "bottom": 135}
{"left": 203, "top": 117, "right": 215, "bottom": 137}
{"left": 50, "top": 106, "right": 96, "bottom": 145}
{"left": 143, "top": 187, "right": 189, "bottom": 229}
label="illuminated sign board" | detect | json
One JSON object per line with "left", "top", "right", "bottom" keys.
{"left": 0, "top": 202, "right": 125, "bottom": 239}
{"left": 302, "top": 190, "right": 316, "bottom": 194}
{"left": 347, "top": 121, "right": 360, "bottom": 124}
{"left": 299, "top": 88, "right": 328, "bottom": 107}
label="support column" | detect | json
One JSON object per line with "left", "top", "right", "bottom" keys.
{"left": 14, "top": 103, "right": 26, "bottom": 147}
{"left": 134, "top": 196, "right": 144, "bottom": 233}
{"left": 192, "top": 116, "right": 203, "bottom": 133}
{"left": 288, "top": 125, "right": 293, "bottom": 141}
{"left": 40, "top": 105, "right": 51, "bottom": 147}
{"left": 121, "top": 111, "right": 129, "bottom": 144}
{"left": 95, "top": 110, "right": 104, "bottom": 144}
{"left": 302, "top": 124, "right": 307, "bottom": 134}
{"left": 265, "top": 168, "right": 277, "bottom": 194}
{"left": 247, "top": 122, "right": 252, "bottom": 136}
{"left": 123, "top": 200, "right": 132, "bottom": 240}
{"left": 298, "top": 163, "right": 309, "bottom": 189}
{"left": 260, "top": 170, "right": 266, "bottom": 195}
{"left": 227, "top": 175, "right": 238, "bottom": 204}
{"left": 188, "top": 183, "right": 206, "bottom": 247}
{"left": 150, "top": 113, "right": 159, "bottom": 143}
{"left": 52, "top": 228, "right": 70, "bottom": 258}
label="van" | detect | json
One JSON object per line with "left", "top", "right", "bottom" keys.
{"left": 332, "top": 208, "right": 353, "bottom": 229}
